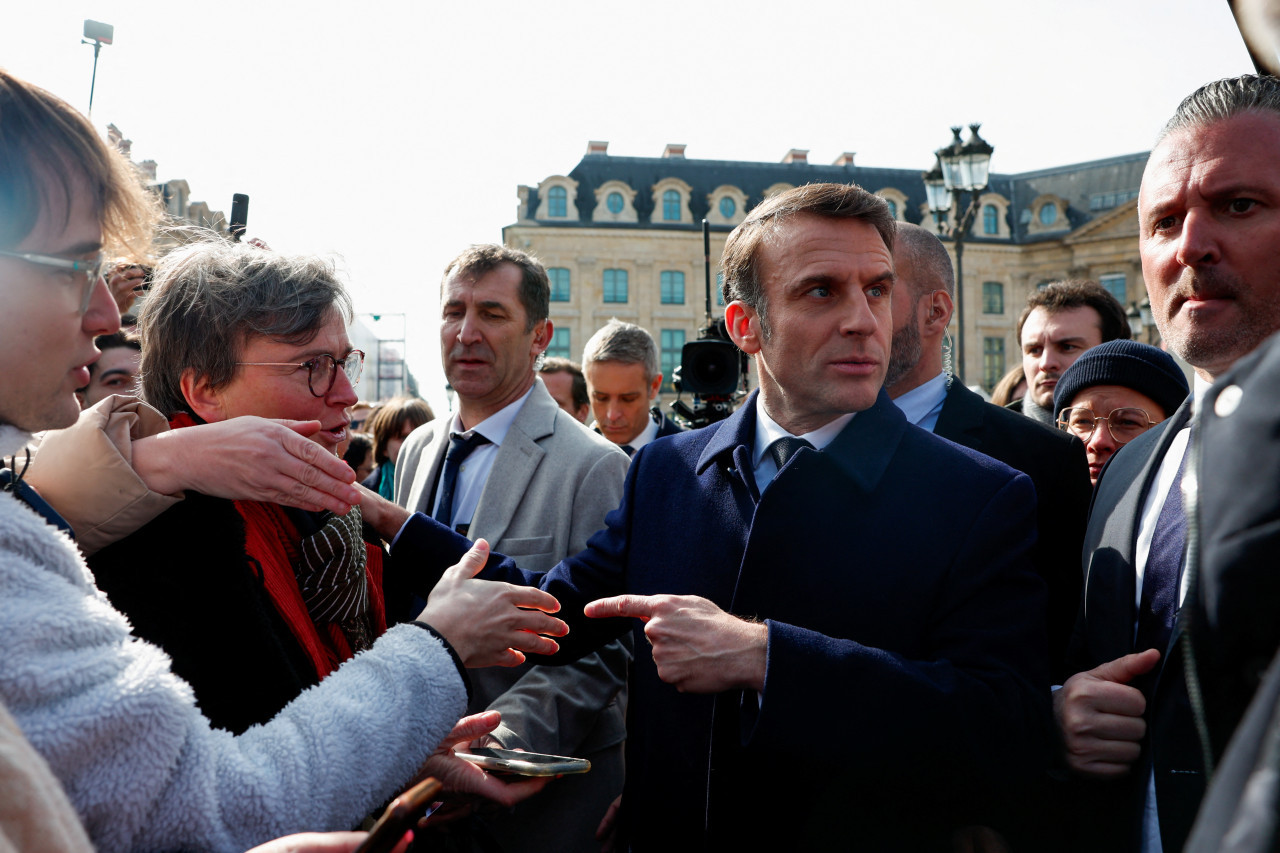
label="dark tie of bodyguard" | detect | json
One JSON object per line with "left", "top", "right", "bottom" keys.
{"left": 769, "top": 436, "right": 814, "bottom": 470}
{"left": 434, "top": 432, "right": 489, "bottom": 528}
{"left": 1135, "top": 446, "right": 1190, "bottom": 672}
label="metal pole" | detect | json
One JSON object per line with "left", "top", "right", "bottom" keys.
{"left": 87, "top": 40, "right": 101, "bottom": 116}
{"left": 954, "top": 236, "right": 966, "bottom": 382}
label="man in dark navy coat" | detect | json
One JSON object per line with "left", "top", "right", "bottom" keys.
{"left": 394, "top": 183, "right": 1051, "bottom": 850}
{"left": 884, "top": 222, "right": 1091, "bottom": 683}
{"left": 1054, "top": 74, "right": 1280, "bottom": 853}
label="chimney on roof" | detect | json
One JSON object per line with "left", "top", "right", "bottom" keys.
{"left": 782, "top": 148, "right": 809, "bottom": 164}
{"left": 662, "top": 143, "right": 687, "bottom": 159}
{"left": 833, "top": 152, "right": 856, "bottom": 166}
{"left": 587, "top": 140, "right": 609, "bottom": 156}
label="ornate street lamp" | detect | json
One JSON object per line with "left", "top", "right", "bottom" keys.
{"left": 923, "top": 123, "right": 994, "bottom": 383}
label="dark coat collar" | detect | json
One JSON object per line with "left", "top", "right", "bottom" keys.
{"left": 696, "top": 388, "right": 907, "bottom": 493}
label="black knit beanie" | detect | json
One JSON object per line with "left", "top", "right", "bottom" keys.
{"left": 1053, "top": 340, "right": 1190, "bottom": 421}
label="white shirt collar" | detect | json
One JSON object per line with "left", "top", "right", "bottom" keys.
{"left": 751, "top": 396, "right": 855, "bottom": 468}
{"left": 1191, "top": 372, "right": 1212, "bottom": 417}
{"left": 624, "top": 410, "right": 661, "bottom": 452}
{"left": 450, "top": 384, "right": 535, "bottom": 446}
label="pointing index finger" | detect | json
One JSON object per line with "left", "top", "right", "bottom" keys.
{"left": 585, "top": 595, "right": 658, "bottom": 621}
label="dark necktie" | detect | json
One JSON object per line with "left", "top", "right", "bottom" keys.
{"left": 769, "top": 436, "right": 813, "bottom": 470}
{"left": 1135, "top": 445, "right": 1189, "bottom": 660}
{"left": 621, "top": 445, "right": 635, "bottom": 457}
{"left": 434, "top": 433, "right": 489, "bottom": 527}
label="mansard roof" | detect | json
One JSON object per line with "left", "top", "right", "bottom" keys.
{"left": 518, "top": 146, "right": 1150, "bottom": 245}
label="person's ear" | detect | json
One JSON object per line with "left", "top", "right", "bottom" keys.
{"left": 925, "top": 290, "right": 953, "bottom": 329}
{"left": 725, "top": 300, "right": 762, "bottom": 355}
{"left": 180, "top": 367, "right": 227, "bottom": 423}
{"left": 531, "top": 318, "right": 553, "bottom": 357}
{"left": 648, "top": 371, "right": 663, "bottom": 401}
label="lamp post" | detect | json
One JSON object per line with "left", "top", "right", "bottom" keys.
{"left": 923, "top": 124, "right": 994, "bottom": 384}
{"left": 81, "top": 20, "right": 114, "bottom": 117}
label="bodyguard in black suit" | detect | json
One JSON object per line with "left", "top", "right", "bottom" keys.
{"left": 1055, "top": 74, "right": 1280, "bottom": 853}
{"left": 884, "top": 223, "right": 1091, "bottom": 681}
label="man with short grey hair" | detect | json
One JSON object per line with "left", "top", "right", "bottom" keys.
{"left": 395, "top": 243, "right": 630, "bottom": 853}
{"left": 582, "top": 318, "right": 683, "bottom": 454}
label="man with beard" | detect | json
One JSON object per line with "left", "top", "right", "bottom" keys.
{"left": 884, "top": 222, "right": 1090, "bottom": 681}
{"left": 1054, "top": 74, "right": 1280, "bottom": 853}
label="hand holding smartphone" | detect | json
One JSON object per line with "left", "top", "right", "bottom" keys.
{"left": 455, "top": 747, "right": 591, "bottom": 777}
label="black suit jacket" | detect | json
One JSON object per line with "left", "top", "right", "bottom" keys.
{"left": 652, "top": 407, "right": 684, "bottom": 439}
{"left": 934, "top": 381, "right": 1092, "bottom": 681}
{"left": 1068, "top": 397, "right": 1203, "bottom": 853}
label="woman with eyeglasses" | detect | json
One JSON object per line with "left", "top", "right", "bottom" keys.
{"left": 1053, "top": 340, "right": 1190, "bottom": 486}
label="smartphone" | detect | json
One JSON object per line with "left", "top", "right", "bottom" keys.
{"left": 456, "top": 747, "right": 591, "bottom": 777}
{"left": 353, "top": 776, "right": 442, "bottom": 853}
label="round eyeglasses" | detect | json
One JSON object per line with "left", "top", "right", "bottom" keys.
{"left": 1057, "top": 406, "right": 1155, "bottom": 445}
{"left": 0, "top": 250, "right": 108, "bottom": 313}
{"left": 235, "top": 350, "right": 365, "bottom": 397}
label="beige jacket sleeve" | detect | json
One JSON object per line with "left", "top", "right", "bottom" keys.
{"left": 0, "top": 701, "right": 94, "bottom": 853}
{"left": 26, "top": 395, "right": 181, "bottom": 556}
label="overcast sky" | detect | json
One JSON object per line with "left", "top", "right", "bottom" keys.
{"left": 3, "top": 1, "right": 1256, "bottom": 410}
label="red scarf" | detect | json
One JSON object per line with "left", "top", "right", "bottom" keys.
{"left": 170, "top": 413, "right": 386, "bottom": 680}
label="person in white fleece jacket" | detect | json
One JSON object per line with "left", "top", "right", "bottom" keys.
{"left": 0, "top": 67, "right": 565, "bottom": 853}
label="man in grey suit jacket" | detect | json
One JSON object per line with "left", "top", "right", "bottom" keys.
{"left": 395, "top": 244, "right": 630, "bottom": 853}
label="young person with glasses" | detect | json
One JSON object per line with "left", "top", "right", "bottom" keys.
{"left": 1053, "top": 340, "right": 1190, "bottom": 486}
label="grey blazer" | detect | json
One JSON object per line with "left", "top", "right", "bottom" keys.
{"left": 395, "top": 378, "right": 632, "bottom": 753}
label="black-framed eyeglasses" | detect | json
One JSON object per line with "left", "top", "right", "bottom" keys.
{"left": 1057, "top": 406, "right": 1155, "bottom": 445}
{"left": 0, "top": 250, "right": 107, "bottom": 313}
{"left": 235, "top": 350, "right": 365, "bottom": 397}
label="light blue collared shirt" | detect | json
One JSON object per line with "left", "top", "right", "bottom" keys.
{"left": 889, "top": 372, "right": 949, "bottom": 433}
{"left": 431, "top": 384, "right": 536, "bottom": 527}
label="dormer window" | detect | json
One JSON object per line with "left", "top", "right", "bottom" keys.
{"left": 651, "top": 178, "right": 693, "bottom": 225}
{"left": 607, "top": 192, "right": 624, "bottom": 214}
{"left": 548, "top": 186, "right": 568, "bottom": 218}
{"left": 663, "top": 190, "right": 681, "bottom": 221}
{"left": 534, "top": 176, "right": 580, "bottom": 221}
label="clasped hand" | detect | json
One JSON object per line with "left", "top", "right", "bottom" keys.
{"left": 418, "top": 540, "right": 567, "bottom": 668}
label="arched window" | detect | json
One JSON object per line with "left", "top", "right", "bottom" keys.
{"left": 719, "top": 196, "right": 736, "bottom": 219}
{"left": 548, "top": 186, "right": 568, "bottom": 218}
{"left": 983, "top": 204, "right": 999, "bottom": 235}
{"left": 606, "top": 192, "right": 624, "bottom": 214}
{"left": 1038, "top": 203, "right": 1058, "bottom": 226}
{"left": 663, "top": 190, "right": 681, "bottom": 222}
{"left": 885, "top": 199, "right": 897, "bottom": 219}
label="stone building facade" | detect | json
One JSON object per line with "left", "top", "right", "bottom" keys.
{"left": 503, "top": 141, "right": 1153, "bottom": 396}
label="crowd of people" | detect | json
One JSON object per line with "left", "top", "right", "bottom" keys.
{"left": 2, "top": 62, "right": 1280, "bottom": 853}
